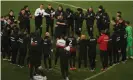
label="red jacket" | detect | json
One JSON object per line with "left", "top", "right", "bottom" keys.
{"left": 97, "top": 34, "right": 109, "bottom": 51}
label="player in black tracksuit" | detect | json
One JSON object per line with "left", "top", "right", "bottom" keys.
{"left": 118, "top": 19, "right": 127, "bottom": 62}
{"left": 18, "top": 31, "right": 29, "bottom": 67}
{"left": 45, "top": 4, "right": 55, "bottom": 37}
{"left": 55, "top": 5, "right": 66, "bottom": 19}
{"left": 18, "top": 9, "right": 27, "bottom": 31}
{"left": 56, "top": 35, "right": 69, "bottom": 80}
{"left": 96, "top": 5, "right": 104, "bottom": 34}
{"left": 42, "top": 32, "right": 52, "bottom": 69}
{"left": 10, "top": 27, "right": 19, "bottom": 64}
{"left": 24, "top": 5, "right": 32, "bottom": 34}
{"left": 74, "top": 8, "right": 84, "bottom": 37}
{"left": 55, "top": 15, "right": 67, "bottom": 39}
{"left": 67, "top": 34, "right": 77, "bottom": 70}
{"left": 85, "top": 7, "right": 95, "bottom": 37}
{"left": 2, "top": 22, "right": 11, "bottom": 60}
{"left": 112, "top": 22, "right": 121, "bottom": 64}
{"left": 28, "top": 31, "right": 43, "bottom": 79}
{"left": 107, "top": 36, "right": 113, "bottom": 66}
{"left": 102, "top": 11, "right": 110, "bottom": 31}
{"left": 66, "top": 8, "right": 74, "bottom": 36}
{"left": 8, "top": 10, "right": 15, "bottom": 24}
{"left": 88, "top": 36, "right": 97, "bottom": 71}
{"left": 78, "top": 35, "right": 88, "bottom": 68}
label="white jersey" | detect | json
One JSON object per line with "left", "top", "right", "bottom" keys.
{"left": 56, "top": 39, "right": 66, "bottom": 47}
{"left": 34, "top": 8, "right": 50, "bottom": 17}
{"left": 33, "top": 75, "right": 47, "bottom": 80}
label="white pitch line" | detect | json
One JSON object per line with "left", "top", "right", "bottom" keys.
{"left": 46, "top": 1, "right": 117, "bottom": 80}
{"left": 48, "top": 1, "right": 87, "bottom": 11}
{"left": 84, "top": 64, "right": 116, "bottom": 80}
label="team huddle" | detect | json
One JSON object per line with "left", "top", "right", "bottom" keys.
{"left": 1, "top": 3, "right": 133, "bottom": 80}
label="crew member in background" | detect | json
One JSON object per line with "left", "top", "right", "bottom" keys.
{"left": 85, "top": 7, "right": 95, "bottom": 37}
{"left": 24, "top": 5, "right": 32, "bottom": 34}
{"left": 97, "top": 30, "right": 109, "bottom": 71}
{"left": 88, "top": 36, "right": 97, "bottom": 72}
{"left": 45, "top": 4, "right": 55, "bottom": 37}
{"left": 43, "top": 32, "right": 52, "bottom": 70}
{"left": 125, "top": 21, "right": 133, "bottom": 59}
{"left": 34, "top": 4, "right": 50, "bottom": 36}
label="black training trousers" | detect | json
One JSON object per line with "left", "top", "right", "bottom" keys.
{"left": 100, "top": 50, "right": 108, "bottom": 69}
{"left": 44, "top": 54, "right": 52, "bottom": 69}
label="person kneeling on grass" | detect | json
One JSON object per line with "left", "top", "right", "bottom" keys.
{"left": 33, "top": 66, "right": 47, "bottom": 80}
{"left": 97, "top": 30, "right": 109, "bottom": 71}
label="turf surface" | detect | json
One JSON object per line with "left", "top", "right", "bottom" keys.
{"left": 1, "top": 1, "right": 133, "bottom": 80}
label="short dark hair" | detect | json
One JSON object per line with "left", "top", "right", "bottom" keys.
{"left": 125, "top": 21, "right": 130, "bottom": 25}
{"left": 117, "top": 11, "right": 122, "bottom": 15}
{"left": 24, "top": 5, "right": 28, "bottom": 9}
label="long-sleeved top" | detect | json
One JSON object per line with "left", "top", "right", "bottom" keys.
{"left": 97, "top": 34, "right": 109, "bottom": 51}
{"left": 85, "top": 11, "right": 95, "bottom": 25}
{"left": 45, "top": 8, "right": 55, "bottom": 23}
{"left": 34, "top": 8, "right": 50, "bottom": 17}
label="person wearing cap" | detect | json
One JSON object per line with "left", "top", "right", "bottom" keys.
{"left": 24, "top": 5, "right": 32, "bottom": 34}
{"left": 125, "top": 21, "right": 133, "bottom": 59}
{"left": 65, "top": 8, "right": 74, "bottom": 36}
{"left": 96, "top": 5, "right": 104, "bottom": 34}
{"left": 78, "top": 34, "right": 88, "bottom": 69}
{"left": 34, "top": 4, "right": 50, "bottom": 36}
{"left": 74, "top": 8, "right": 84, "bottom": 37}
{"left": 97, "top": 30, "right": 109, "bottom": 71}
{"left": 45, "top": 4, "right": 55, "bottom": 37}
{"left": 18, "top": 30, "right": 29, "bottom": 68}
{"left": 18, "top": 8, "right": 27, "bottom": 31}
{"left": 88, "top": 36, "right": 97, "bottom": 72}
{"left": 56, "top": 35, "right": 70, "bottom": 80}
{"left": 85, "top": 7, "right": 95, "bottom": 37}
{"left": 42, "top": 32, "right": 52, "bottom": 70}
{"left": 28, "top": 30, "right": 43, "bottom": 79}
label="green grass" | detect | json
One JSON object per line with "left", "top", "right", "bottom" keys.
{"left": 1, "top": 1, "right": 133, "bottom": 80}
